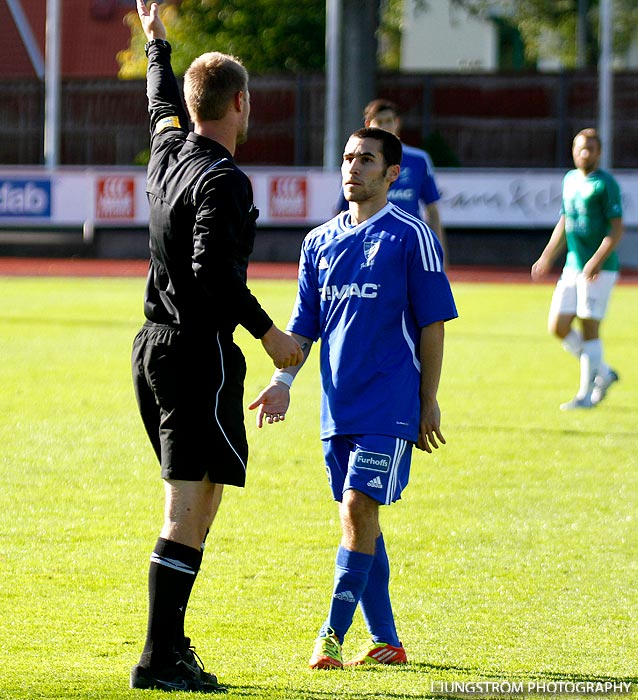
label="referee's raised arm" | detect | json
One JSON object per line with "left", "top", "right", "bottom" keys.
{"left": 137, "top": 1, "right": 188, "bottom": 137}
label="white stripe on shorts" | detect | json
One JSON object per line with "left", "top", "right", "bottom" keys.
{"left": 385, "top": 438, "right": 408, "bottom": 505}
{"left": 214, "top": 332, "right": 247, "bottom": 475}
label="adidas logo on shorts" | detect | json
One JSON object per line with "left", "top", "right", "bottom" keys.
{"left": 367, "top": 476, "right": 383, "bottom": 489}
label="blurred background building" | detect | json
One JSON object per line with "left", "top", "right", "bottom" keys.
{"left": 1, "top": 0, "right": 637, "bottom": 169}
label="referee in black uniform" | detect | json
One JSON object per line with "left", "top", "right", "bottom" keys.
{"left": 130, "top": 2, "right": 303, "bottom": 692}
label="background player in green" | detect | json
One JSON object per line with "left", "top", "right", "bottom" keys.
{"left": 531, "top": 128, "right": 623, "bottom": 410}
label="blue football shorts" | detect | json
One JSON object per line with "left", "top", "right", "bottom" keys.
{"left": 321, "top": 434, "right": 413, "bottom": 506}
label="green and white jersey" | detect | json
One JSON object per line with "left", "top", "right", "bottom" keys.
{"left": 561, "top": 168, "right": 622, "bottom": 272}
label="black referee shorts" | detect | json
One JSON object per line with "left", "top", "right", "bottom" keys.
{"left": 131, "top": 322, "right": 248, "bottom": 486}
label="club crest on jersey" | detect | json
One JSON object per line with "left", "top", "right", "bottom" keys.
{"left": 361, "top": 240, "right": 381, "bottom": 268}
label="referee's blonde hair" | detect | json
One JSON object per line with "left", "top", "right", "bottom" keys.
{"left": 184, "top": 52, "right": 248, "bottom": 122}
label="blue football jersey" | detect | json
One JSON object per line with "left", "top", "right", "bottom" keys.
{"left": 336, "top": 143, "right": 441, "bottom": 219}
{"left": 390, "top": 145, "right": 440, "bottom": 217}
{"left": 287, "top": 202, "right": 458, "bottom": 442}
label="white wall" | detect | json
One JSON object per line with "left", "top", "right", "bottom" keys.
{"left": 401, "top": 1, "right": 497, "bottom": 72}
{"left": 402, "top": 1, "right": 638, "bottom": 72}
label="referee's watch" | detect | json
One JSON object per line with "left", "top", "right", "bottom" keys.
{"left": 144, "top": 38, "right": 171, "bottom": 56}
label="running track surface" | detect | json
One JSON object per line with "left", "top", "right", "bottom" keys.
{"left": 0, "top": 258, "right": 637, "bottom": 285}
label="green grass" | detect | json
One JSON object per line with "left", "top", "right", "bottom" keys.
{"left": 0, "top": 275, "right": 637, "bottom": 700}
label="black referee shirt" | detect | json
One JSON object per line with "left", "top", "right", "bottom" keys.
{"left": 142, "top": 41, "right": 273, "bottom": 340}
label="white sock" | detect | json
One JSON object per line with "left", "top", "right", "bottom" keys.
{"left": 561, "top": 329, "right": 582, "bottom": 358}
{"left": 596, "top": 348, "right": 610, "bottom": 382}
{"left": 579, "top": 339, "right": 602, "bottom": 398}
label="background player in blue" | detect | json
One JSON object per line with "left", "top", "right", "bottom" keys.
{"left": 250, "top": 127, "right": 457, "bottom": 668}
{"left": 531, "top": 128, "right": 623, "bottom": 410}
{"left": 336, "top": 98, "right": 448, "bottom": 264}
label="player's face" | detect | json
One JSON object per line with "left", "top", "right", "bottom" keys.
{"left": 236, "top": 90, "right": 250, "bottom": 145}
{"left": 341, "top": 137, "right": 395, "bottom": 203}
{"left": 367, "top": 109, "right": 400, "bottom": 136}
{"left": 572, "top": 135, "right": 600, "bottom": 174}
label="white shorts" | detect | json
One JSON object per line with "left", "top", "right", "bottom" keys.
{"left": 549, "top": 268, "right": 618, "bottom": 321}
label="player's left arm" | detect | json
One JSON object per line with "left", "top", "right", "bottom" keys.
{"left": 425, "top": 202, "right": 447, "bottom": 266}
{"left": 417, "top": 320, "right": 446, "bottom": 453}
{"left": 584, "top": 176, "right": 624, "bottom": 280}
{"left": 583, "top": 217, "right": 624, "bottom": 281}
{"left": 419, "top": 153, "right": 447, "bottom": 264}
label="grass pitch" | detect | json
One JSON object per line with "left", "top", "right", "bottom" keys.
{"left": 0, "top": 275, "right": 636, "bottom": 700}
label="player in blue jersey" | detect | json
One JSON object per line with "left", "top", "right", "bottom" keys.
{"left": 532, "top": 128, "right": 623, "bottom": 410}
{"left": 249, "top": 127, "right": 457, "bottom": 668}
{"left": 335, "top": 98, "right": 447, "bottom": 264}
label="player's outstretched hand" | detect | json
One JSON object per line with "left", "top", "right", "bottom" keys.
{"left": 260, "top": 326, "right": 304, "bottom": 369}
{"left": 417, "top": 400, "right": 445, "bottom": 453}
{"left": 137, "top": 1, "right": 167, "bottom": 41}
{"left": 248, "top": 383, "right": 291, "bottom": 428}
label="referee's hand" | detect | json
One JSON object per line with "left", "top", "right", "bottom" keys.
{"left": 260, "top": 326, "right": 304, "bottom": 368}
{"left": 137, "top": 1, "right": 166, "bottom": 41}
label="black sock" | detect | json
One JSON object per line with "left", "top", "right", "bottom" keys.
{"left": 176, "top": 529, "right": 209, "bottom": 644}
{"left": 141, "top": 538, "right": 203, "bottom": 668}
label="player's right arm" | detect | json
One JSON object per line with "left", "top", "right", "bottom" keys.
{"left": 248, "top": 333, "right": 313, "bottom": 427}
{"left": 138, "top": 1, "right": 189, "bottom": 137}
{"left": 531, "top": 215, "right": 567, "bottom": 281}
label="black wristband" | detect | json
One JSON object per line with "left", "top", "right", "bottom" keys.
{"left": 144, "top": 38, "right": 171, "bottom": 56}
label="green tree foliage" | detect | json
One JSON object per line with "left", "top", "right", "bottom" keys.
{"left": 378, "top": 0, "right": 403, "bottom": 70}
{"left": 451, "top": 0, "right": 638, "bottom": 68}
{"left": 118, "top": 0, "right": 325, "bottom": 78}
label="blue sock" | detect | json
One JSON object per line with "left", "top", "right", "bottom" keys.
{"left": 359, "top": 534, "right": 400, "bottom": 646}
{"left": 322, "top": 546, "right": 374, "bottom": 643}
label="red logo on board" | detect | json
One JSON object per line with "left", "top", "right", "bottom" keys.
{"left": 96, "top": 177, "right": 135, "bottom": 219}
{"left": 269, "top": 176, "right": 307, "bottom": 219}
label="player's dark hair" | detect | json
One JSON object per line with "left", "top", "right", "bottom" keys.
{"left": 184, "top": 51, "right": 248, "bottom": 122}
{"left": 363, "top": 98, "right": 399, "bottom": 123}
{"left": 574, "top": 127, "right": 601, "bottom": 149}
{"left": 350, "top": 127, "right": 402, "bottom": 169}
